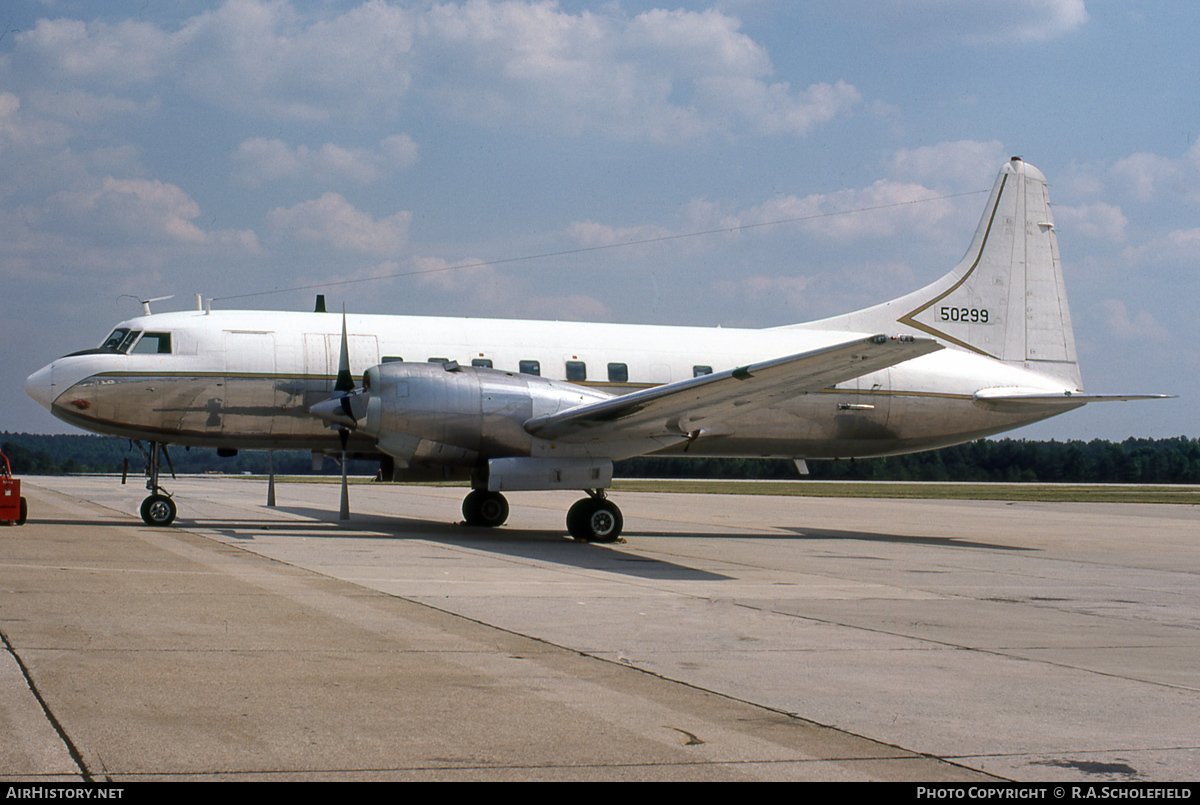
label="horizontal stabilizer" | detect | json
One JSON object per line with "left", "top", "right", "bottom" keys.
{"left": 973, "top": 387, "right": 1174, "bottom": 414}
{"left": 526, "top": 334, "right": 941, "bottom": 443}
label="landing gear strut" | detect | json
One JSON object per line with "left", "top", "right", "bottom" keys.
{"left": 135, "top": 441, "right": 177, "bottom": 526}
{"left": 462, "top": 489, "right": 509, "bottom": 527}
{"left": 567, "top": 490, "right": 623, "bottom": 543}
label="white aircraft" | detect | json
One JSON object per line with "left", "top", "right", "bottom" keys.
{"left": 25, "top": 158, "right": 1164, "bottom": 540}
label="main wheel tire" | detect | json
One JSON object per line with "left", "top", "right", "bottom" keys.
{"left": 566, "top": 498, "right": 591, "bottom": 538}
{"left": 462, "top": 490, "right": 509, "bottom": 527}
{"left": 586, "top": 499, "right": 623, "bottom": 543}
{"left": 140, "top": 494, "right": 176, "bottom": 526}
{"left": 17, "top": 497, "right": 27, "bottom": 526}
{"left": 566, "top": 498, "right": 623, "bottom": 543}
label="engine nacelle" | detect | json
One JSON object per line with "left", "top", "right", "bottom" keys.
{"left": 360, "top": 361, "right": 613, "bottom": 462}
{"left": 485, "top": 456, "right": 613, "bottom": 491}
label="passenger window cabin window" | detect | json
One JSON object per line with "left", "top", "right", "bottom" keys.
{"left": 428, "top": 357, "right": 451, "bottom": 364}
{"left": 471, "top": 358, "right": 493, "bottom": 368}
{"left": 131, "top": 332, "right": 172, "bottom": 354}
{"left": 566, "top": 361, "right": 586, "bottom": 381}
{"left": 607, "top": 363, "right": 628, "bottom": 382}
{"left": 693, "top": 365, "right": 713, "bottom": 377}
{"left": 519, "top": 360, "right": 540, "bottom": 376}
{"left": 381, "top": 356, "right": 404, "bottom": 364}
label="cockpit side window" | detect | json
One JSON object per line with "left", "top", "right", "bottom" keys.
{"left": 118, "top": 330, "right": 141, "bottom": 352}
{"left": 100, "top": 328, "right": 131, "bottom": 351}
{"left": 69, "top": 327, "right": 149, "bottom": 358}
{"left": 131, "top": 332, "right": 172, "bottom": 354}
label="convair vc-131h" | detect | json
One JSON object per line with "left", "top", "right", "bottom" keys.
{"left": 24, "top": 159, "right": 1165, "bottom": 540}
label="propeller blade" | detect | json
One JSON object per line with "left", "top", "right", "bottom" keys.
{"left": 308, "top": 306, "right": 359, "bottom": 522}
{"left": 335, "top": 309, "right": 355, "bottom": 394}
{"left": 312, "top": 307, "right": 367, "bottom": 427}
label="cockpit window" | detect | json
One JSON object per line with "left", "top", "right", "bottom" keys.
{"left": 131, "top": 332, "right": 172, "bottom": 354}
{"left": 118, "top": 330, "right": 140, "bottom": 352}
{"left": 68, "top": 327, "right": 149, "bottom": 358}
{"left": 95, "top": 328, "right": 152, "bottom": 354}
{"left": 100, "top": 328, "right": 131, "bottom": 351}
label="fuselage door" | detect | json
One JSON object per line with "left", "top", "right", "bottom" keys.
{"left": 304, "top": 332, "right": 380, "bottom": 412}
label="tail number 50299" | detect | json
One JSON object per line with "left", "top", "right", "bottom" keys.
{"left": 940, "top": 307, "right": 989, "bottom": 323}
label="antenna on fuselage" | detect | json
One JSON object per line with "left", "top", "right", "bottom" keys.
{"left": 118, "top": 294, "right": 176, "bottom": 316}
{"left": 141, "top": 295, "right": 174, "bottom": 315}
{"left": 119, "top": 294, "right": 176, "bottom": 316}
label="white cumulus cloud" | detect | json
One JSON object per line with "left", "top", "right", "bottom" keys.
{"left": 1120, "top": 228, "right": 1200, "bottom": 266}
{"left": 417, "top": 2, "right": 860, "bottom": 140}
{"left": 1054, "top": 202, "right": 1127, "bottom": 242}
{"left": 1111, "top": 141, "right": 1200, "bottom": 202}
{"left": 267, "top": 193, "right": 411, "bottom": 254}
{"left": 891, "top": 140, "right": 1009, "bottom": 189}
{"left": 234, "top": 135, "right": 418, "bottom": 186}
{"left": 50, "top": 177, "right": 258, "bottom": 251}
{"left": 693, "top": 180, "right": 964, "bottom": 242}
{"left": 13, "top": 2, "right": 858, "bottom": 140}
{"left": 1091, "top": 299, "right": 1169, "bottom": 342}
{"left": 850, "top": 0, "right": 1088, "bottom": 45}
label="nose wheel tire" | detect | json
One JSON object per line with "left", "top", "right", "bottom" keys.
{"left": 566, "top": 497, "right": 623, "bottom": 543}
{"left": 140, "top": 494, "right": 177, "bottom": 527}
{"left": 462, "top": 490, "right": 509, "bottom": 527}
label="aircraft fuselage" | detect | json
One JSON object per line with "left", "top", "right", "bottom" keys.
{"left": 26, "top": 308, "right": 1071, "bottom": 461}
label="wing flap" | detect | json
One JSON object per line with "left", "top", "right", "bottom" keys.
{"left": 526, "top": 334, "right": 941, "bottom": 443}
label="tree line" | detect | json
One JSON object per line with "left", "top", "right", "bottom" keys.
{"left": 616, "top": 437, "right": 1200, "bottom": 483}
{"left": 0, "top": 433, "right": 377, "bottom": 477}
{"left": 4, "top": 432, "right": 1199, "bottom": 484}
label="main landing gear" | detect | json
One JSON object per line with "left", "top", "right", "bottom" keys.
{"left": 132, "top": 440, "right": 177, "bottom": 526}
{"left": 460, "top": 488, "right": 624, "bottom": 543}
{"left": 462, "top": 489, "right": 510, "bottom": 528}
{"left": 566, "top": 490, "right": 623, "bottom": 543}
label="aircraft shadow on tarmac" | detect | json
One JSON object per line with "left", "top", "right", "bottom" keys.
{"left": 186, "top": 506, "right": 735, "bottom": 582}
{"left": 777, "top": 526, "right": 1035, "bottom": 552}
{"left": 19, "top": 510, "right": 1030, "bottom": 564}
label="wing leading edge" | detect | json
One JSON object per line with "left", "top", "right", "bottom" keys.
{"left": 525, "top": 334, "right": 942, "bottom": 444}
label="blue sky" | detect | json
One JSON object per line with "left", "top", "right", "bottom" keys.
{"left": 2, "top": 0, "right": 1196, "bottom": 440}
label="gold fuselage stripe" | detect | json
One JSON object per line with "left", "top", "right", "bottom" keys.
{"left": 895, "top": 174, "right": 1007, "bottom": 359}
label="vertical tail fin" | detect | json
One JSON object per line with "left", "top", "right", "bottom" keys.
{"left": 795, "top": 158, "right": 1081, "bottom": 387}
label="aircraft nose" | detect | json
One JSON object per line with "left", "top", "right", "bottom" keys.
{"left": 25, "top": 363, "right": 56, "bottom": 410}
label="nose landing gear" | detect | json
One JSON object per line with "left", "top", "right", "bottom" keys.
{"left": 140, "top": 493, "right": 176, "bottom": 526}
{"left": 132, "top": 441, "right": 177, "bottom": 526}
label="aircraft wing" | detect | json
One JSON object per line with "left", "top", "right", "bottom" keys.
{"left": 525, "top": 334, "right": 942, "bottom": 443}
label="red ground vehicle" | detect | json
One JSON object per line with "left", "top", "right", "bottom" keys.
{"left": 1, "top": 451, "right": 27, "bottom": 526}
